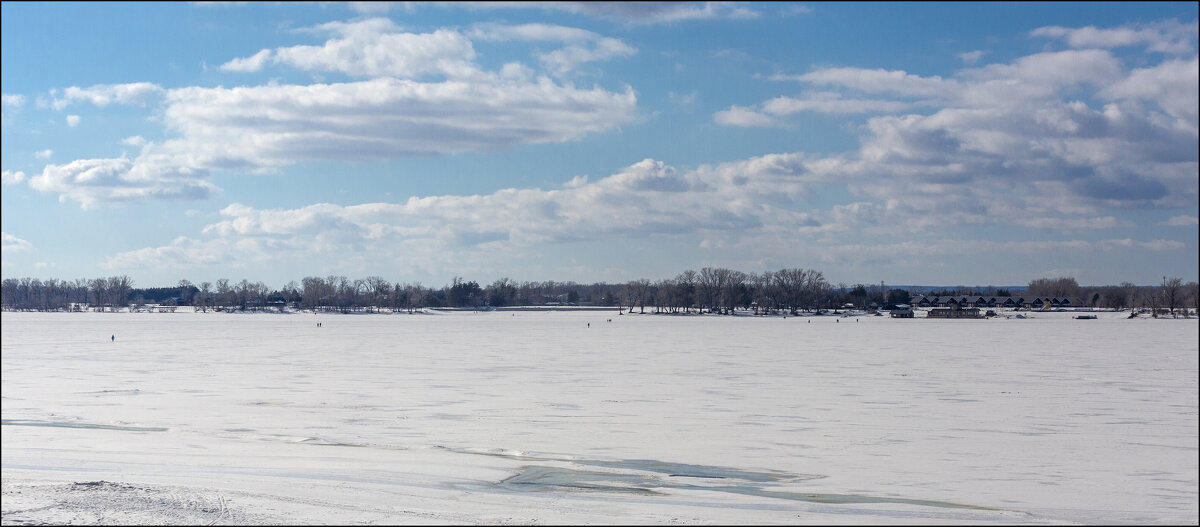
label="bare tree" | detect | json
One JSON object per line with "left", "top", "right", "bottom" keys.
{"left": 626, "top": 278, "right": 651, "bottom": 313}
{"left": 1161, "top": 276, "right": 1183, "bottom": 317}
{"left": 750, "top": 271, "right": 773, "bottom": 315}
{"left": 719, "top": 269, "right": 747, "bottom": 314}
{"left": 654, "top": 278, "right": 675, "bottom": 313}
{"left": 197, "top": 281, "right": 212, "bottom": 312}
{"left": 1140, "top": 285, "right": 1162, "bottom": 316}
{"left": 675, "top": 270, "right": 697, "bottom": 313}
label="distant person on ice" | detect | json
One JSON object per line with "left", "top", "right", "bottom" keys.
{"left": 111, "top": 335, "right": 115, "bottom": 342}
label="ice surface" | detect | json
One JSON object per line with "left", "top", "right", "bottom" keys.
{"left": 2, "top": 310, "right": 1196, "bottom": 524}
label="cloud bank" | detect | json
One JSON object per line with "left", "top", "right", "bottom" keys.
{"left": 27, "top": 18, "right": 639, "bottom": 208}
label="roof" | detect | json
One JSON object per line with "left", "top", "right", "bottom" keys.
{"left": 911, "top": 295, "right": 1084, "bottom": 306}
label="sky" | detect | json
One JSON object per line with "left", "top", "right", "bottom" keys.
{"left": 2, "top": 2, "right": 1197, "bottom": 289}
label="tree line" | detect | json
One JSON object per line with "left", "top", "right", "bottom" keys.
{"left": 2, "top": 272, "right": 1197, "bottom": 316}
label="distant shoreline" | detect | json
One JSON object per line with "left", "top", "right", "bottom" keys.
{"left": 5, "top": 306, "right": 1192, "bottom": 319}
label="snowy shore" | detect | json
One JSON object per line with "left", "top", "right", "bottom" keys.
{"left": 2, "top": 310, "right": 1196, "bottom": 524}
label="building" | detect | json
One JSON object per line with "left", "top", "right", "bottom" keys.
{"left": 911, "top": 295, "right": 1084, "bottom": 309}
{"left": 927, "top": 306, "right": 983, "bottom": 318}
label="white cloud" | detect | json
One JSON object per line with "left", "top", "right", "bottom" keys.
{"left": 123, "top": 136, "right": 148, "bottom": 147}
{"left": 2, "top": 232, "right": 34, "bottom": 252}
{"left": 1099, "top": 56, "right": 1199, "bottom": 132}
{"left": 218, "top": 48, "right": 272, "bottom": 72}
{"left": 107, "top": 154, "right": 822, "bottom": 271}
{"left": 222, "top": 19, "right": 480, "bottom": 80}
{"left": 38, "top": 19, "right": 639, "bottom": 208}
{"left": 723, "top": 24, "right": 1198, "bottom": 222}
{"left": 1031, "top": 19, "right": 1199, "bottom": 55}
{"left": 52, "top": 82, "right": 164, "bottom": 110}
{"left": 713, "top": 105, "right": 775, "bottom": 127}
{"left": 1012, "top": 216, "right": 1125, "bottom": 230}
{"left": 958, "top": 50, "right": 986, "bottom": 65}
{"left": 2, "top": 93, "right": 25, "bottom": 107}
{"left": 346, "top": 2, "right": 413, "bottom": 14}
{"left": 35, "top": 149, "right": 53, "bottom": 159}
{"left": 456, "top": 2, "right": 760, "bottom": 25}
{"left": 761, "top": 92, "right": 913, "bottom": 115}
{"left": 1162, "top": 215, "right": 1199, "bottom": 226}
{"left": 961, "top": 49, "right": 1124, "bottom": 98}
{"left": 66, "top": 115, "right": 81, "bottom": 127}
{"left": 160, "top": 77, "right": 637, "bottom": 166}
{"left": 717, "top": 92, "right": 914, "bottom": 124}
{"left": 469, "top": 23, "right": 637, "bottom": 76}
{"left": 469, "top": 22, "right": 599, "bottom": 43}
{"left": 775, "top": 67, "right": 954, "bottom": 98}
{"left": 29, "top": 155, "right": 215, "bottom": 209}
{"left": 102, "top": 150, "right": 1191, "bottom": 283}
{"left": 1, "top": 170, "right": 26, "bottom": 184}
{"left": 537, "top": 37, "right": 637, "bottom": 77}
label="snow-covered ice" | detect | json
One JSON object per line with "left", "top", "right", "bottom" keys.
{"left": 2, "top": 310, "right": 1196, "bottom": 524}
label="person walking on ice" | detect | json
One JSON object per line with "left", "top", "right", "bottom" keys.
{"left": 111, "top": 335, "right": 115, "bottom": 342}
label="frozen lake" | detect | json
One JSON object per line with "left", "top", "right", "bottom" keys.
{"left": 2, "top": 310, "right": 1197, "bottom": 524}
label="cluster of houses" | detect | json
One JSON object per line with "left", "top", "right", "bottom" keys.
{"left": 909, "top": 295, "right": 1085, "bottom": 309}
{"left": 887, "top": 294, "right": 1088, "bottom": 319}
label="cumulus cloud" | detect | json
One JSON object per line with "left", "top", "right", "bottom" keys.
{"left": 2, "top": 232, "right": 34, "bottom": 252}
{"left": 221, "top": 19, "right": 480, "bottom": 79}
{"left": 102, "top": 151, "right": 1190, "bottom": 282}
{"left": 1, "top": 170, "right": 26, "bottom": 185}
{"left": 106, "top": 154, "right": 821, "bottom": 271}
{"left": 222, "top": 19, "right": 639, "bottom": 80}
{"left": 1099, "top": 56, "right": 1199, "bottom": 132}
{"left": 722, "top": 22, "right": 1198, "bottom": 223}
{"left": 66, "top": 114, "right": 81, "bottom": 127}
{"left": 35, "top": 149, "right": 53, "bottom": 159}
{"left": 2, "top": 93, "right": 25, "bottom": 107}
{"left": 37, "top": 19, "right": 639, "bottom": 208}
{"left": 29, "top": 155, "right": 215, "bottom": 209}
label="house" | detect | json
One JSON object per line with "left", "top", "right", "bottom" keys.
{"left": 890, "top": 306, "right": 915, "bottom": 318}
{"left": 909, "top": 295, "right": 1087, "bottom": 310}
{"left": 927, "top": 305, "right": 982, "bottom": 318}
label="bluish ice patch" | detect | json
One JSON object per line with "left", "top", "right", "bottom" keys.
{"left": 472, "top": 449, "right": 999, "bottom": 512}
{"left": 1, "top": 419, "right": 167, "bottom": 432}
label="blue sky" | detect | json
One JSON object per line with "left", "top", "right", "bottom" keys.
{"left": 2, "top": 1, "right": 1197, "bottom": 289}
